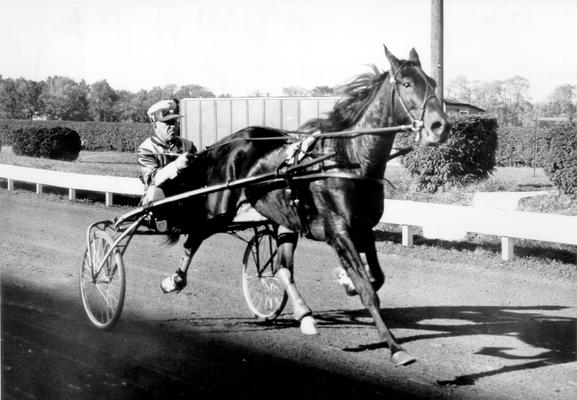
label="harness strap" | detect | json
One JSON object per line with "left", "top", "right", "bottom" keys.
{"left": 386, "top": 146, "right": 413, "bottom": 161}
{"left": 291, "top": 171, "right": 390, "bottom": 186}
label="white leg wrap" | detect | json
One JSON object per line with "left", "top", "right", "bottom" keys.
{"left": 300, "top": 315, "right": 319, "bottom": 335}
{"left": 276, "top": 268, "right": 313, "bottom": 322}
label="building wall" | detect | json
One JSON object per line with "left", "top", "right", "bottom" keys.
{"left": 180, "top": 97, "right": 340, "bottom": 149}
{"left": 445, "top": 105, "right": 484, "bottom": 120}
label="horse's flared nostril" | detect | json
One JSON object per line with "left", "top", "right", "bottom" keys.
{"left": 431, "top": 121, "right": 443, "bottom": 133}
{"left": 429, "top": 120, "right": 450, "bottom": 142}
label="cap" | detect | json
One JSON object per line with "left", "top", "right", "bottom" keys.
{"left": 147, "top": 99, "right": 183, "bottom": 122}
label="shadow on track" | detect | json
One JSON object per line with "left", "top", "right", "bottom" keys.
{"left": 2, "top": 280, "right": 434, "bottom": 400}
{"left": 314, "top": 305, "right": 576, "bottom": 386}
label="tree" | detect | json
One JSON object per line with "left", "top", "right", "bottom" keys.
{"left": 500, "top": 76, "right": 533, "bottom": 126}
{"left": 112, "top": 90, "right": 140, "bottom": 122}
{"left": 146, "top": 86, "right": 168, "bottom": 105}
{"left": 447, "top": 75, "right": 472, "bottom": 103}
{"left": 173, "top": 84, "right": 215, "bottom": 99}
{"left": 282, "top": 86, "right": 309, "bottom": 97}
{"left": 0, "top": 77, "right": 21, "bottom": 118}
{"left": 130, "top": 89, "right": 153, "bottom": 122}
{"left": 310, "top": 86, "right": 335, "bottom": 97}
{"left": 40, "top": 76, "right": 91, "bottom": 121}
{"left": 0, "top": 77, "right": 44, "bottom": 119}
{"left": 544, "top": 84, "right": 576, "bottom": 121}
{"left": 471, "top": 76, "right": 533, "bottom": 127}
{"left": 89, "top": 80, "right": 118, "bottom": 121}
{"left": 472, "top": 80, "right": 504, "bottom": 114}
{"left": 164, "top": 84, "right": 178, "bottom": 98}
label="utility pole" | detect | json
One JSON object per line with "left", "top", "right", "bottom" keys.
{"left": 431, "top": 0, "right": 444, "bottom": 105}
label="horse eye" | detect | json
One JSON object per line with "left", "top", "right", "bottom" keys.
{"left": 402, "top": 82, "right": 411, "bottom": 88}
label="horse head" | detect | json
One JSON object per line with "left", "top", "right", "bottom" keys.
{"left": 384, "top": 45, "right": 450, "bottom": 146}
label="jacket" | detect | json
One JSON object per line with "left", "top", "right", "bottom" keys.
{"left": 137, "top": 136, "right": 197, "bottom": 188}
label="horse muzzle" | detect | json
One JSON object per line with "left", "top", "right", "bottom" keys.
{"left": 421, "top": 118, "right": 450, "bottom": 146}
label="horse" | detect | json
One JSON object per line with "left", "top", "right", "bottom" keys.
{"left": 161, "top": 45, "right": 450, "bottom": 366}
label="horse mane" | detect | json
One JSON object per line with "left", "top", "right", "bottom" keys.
{"left": 301, "top": 65, "right": 388, "bottom": 132}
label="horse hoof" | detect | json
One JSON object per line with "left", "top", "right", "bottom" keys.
{"left": 391, "top": 350, "right": 417, "bottom": 366}
{"left": 300, "top": 315, "right": 319, "bottom": 335}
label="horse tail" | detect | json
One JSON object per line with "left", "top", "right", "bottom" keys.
{"left": 162, "top": 227, "right": 182, "bottom": 245}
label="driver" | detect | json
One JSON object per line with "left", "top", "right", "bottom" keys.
{"left": 137, "top": 99, "right": 197, "bottom": 294}
{"left": 137, "top": 99, "right": 197, "bottom": 215}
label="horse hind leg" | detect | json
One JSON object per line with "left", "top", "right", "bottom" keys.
{"left": 332, "top": 231, "right": 415, "bottom": 366}
{"left": 335, "top": 230, "right": 385, "bottom": 295}
{"left": 160, "top": 234, "right": 203, "bottom": 293}
{"left": 362, "top": 230, "right": 385, "bottom": 291}
{"left": 274, "top": 227, "right": 318, "bottom": 335}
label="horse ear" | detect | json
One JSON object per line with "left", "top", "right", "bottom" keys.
{"left": 409, "top": 48, "right": 421, "bottom": 67}
{"left": 383, "top": 45, "right": 400, "bottom": 71}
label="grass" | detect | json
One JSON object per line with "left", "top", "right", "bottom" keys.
{"left": 0, "top": 146, "right": 139, "bottom": 178}
{"left": 384, "top": 164, "right": 577, "bottom": 216}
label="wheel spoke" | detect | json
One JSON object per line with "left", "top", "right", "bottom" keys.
{"left": 95, "top": 284, "right": 116, "bottom": 313}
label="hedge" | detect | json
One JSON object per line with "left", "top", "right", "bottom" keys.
{"left": 398, "top": 116, "right": 498, "bottom": 192}
{"left": 12, "top": 127, "right": 82, "bottom": 160}
{"left": 395, "top": 124, "right": 550, "bottom": 169}
{"left": 543, "top": 122, "right": 577, "bottom": 194}
{"left": 0, "top": 119, "right": 151, "bottom": 152}
{"left": 495, "top": 126, "right": 552, "bottom": 167}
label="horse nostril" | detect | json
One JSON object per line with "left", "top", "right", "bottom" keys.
{"left": 431, "top": 121, "right": 444, "bottom": 133}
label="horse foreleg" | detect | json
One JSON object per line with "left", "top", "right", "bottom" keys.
{"left": 332, "top": 232, "right": 415, "bottom": 366}
{"left": 275, "top": 227, "right": 318, "bottom": 335}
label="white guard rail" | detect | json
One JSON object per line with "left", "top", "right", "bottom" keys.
{"left": 0, "top": 164, "right": 144, "bottom": 206}
{"left": 381, "top": 200, "right": 577, "bottom": 261}
{"left": 1, "top": 165, "right": 575, "bottom": 261}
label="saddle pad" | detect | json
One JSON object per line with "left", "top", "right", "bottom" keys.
{"left": 232, "top": 206, "right": 268, "bottom": 223}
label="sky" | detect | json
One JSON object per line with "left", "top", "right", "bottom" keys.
{"left": 1, "top": 0, "right": 576, "bottom": 102}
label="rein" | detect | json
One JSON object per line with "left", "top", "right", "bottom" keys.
{"left": 199, "top": 124, "right": 414, "bottom": 151}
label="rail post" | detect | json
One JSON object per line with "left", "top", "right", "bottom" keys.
{"left": 501, "top": 237, "right": 515, "bottom": 261}
{"left": 401, "top": 225, "right": 414, "bottom": 246}
{"left": 533, "top": 116, "right": 538, "bottom": 177}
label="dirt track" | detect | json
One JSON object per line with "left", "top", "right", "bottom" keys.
{"left": 1, "top": 190, "right": 576, "bottom": 399}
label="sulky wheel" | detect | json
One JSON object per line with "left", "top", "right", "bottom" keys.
{"left": 80, "top": 229, "right": 126, "bottom": 330}
{"left": 242, "top": 227, "right": 287, "bottom": 320}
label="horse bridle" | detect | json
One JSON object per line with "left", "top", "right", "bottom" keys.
{"left": 389, "top": 61, "right": 438, "bottom": 142}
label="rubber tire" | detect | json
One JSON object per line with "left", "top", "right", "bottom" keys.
{"left": 80, "top": 230, "right": 126, "bottom": 330}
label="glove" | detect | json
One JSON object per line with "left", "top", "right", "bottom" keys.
{"left": 174, "top": 153, "right": 189, "bottom": 171}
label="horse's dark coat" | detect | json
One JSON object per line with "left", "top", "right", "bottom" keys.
{"left": 162, "top": 47, "right": 450, "bottom": 364}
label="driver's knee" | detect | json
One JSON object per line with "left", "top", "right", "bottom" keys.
{"left": 145, "top": 186, "right": 165, "bottom": 204}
